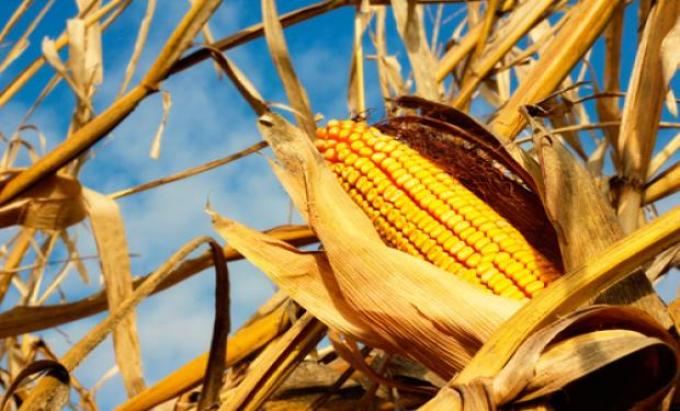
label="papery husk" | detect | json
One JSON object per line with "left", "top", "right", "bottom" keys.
{"left": 211, "top": 112, "right": 521, "bottom": 379}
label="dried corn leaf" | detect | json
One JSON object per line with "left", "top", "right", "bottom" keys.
{"left": 197, "top": 241, "right": 230, "bottom": 411}
{"left": 19, "top": 236, "right": 213, "bottom": 411}
{"left": 118, "top": 0, "right": 156, "bottom": 97}
{"left": 649, "top": 132, "right": 680, "bottom": 176}
{"left": 206, "top": 47, "right": 268, "bottom": 116}
{"left": 347, "top": 4, "right": 372, "bottom": 116}
{"left": 215, "top": 112, "right": 521, "bottom": 379}
{"left": 150, "top": 90, "right": 172, "bottom": 159}
{"left": 0, "top": 171, "right": 86, "bottom": 230}
{"left": 261, "top": 0, "right": 316, "bottom": 137}
{"left": 2, "top": 360, "right": 70, "bottom": 411}
{"left": 390, "top": 0, "right": 438, "bottom": 100}
{"left": 499, "top": 306, "right": 678, "bottom": 407}
{"left": 210, "top": 214, "right": 378, "bottom": 345}
{"left": 0, "top": 225, "right": 314, "bottom": 338}
{"left": 83, "top": 189, "right": 145, "bottom": 397}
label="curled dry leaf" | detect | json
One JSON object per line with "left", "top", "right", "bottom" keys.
{"left": 0, "top": 171, "right": 86, "bottom": 230}
{"left": 501, "top": 306, "right": 678, "bottom": 408}
{"left": 210, "top": 112, "right": 521, "bottom": 379}
{"left": 421, "top": 306, "right": 679, "bottom": 410}
{"left": 1, "top": 360, "right": 70, "bottom": 411}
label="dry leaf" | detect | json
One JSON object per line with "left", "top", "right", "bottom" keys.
{"left": 261, "top": 0, "right": 316, "bottom": 137}
{"left": 421, "top": 306, "right": 679, "bottom": 410}
{"left": 19, "top": 236, "right": 215, "bottom": 410}
{"left": 150, "top": 90, "right": 172, "bottom": 159}
{"left": 197, "top": 241, "right": 230, "bottom": 411}
{"left": 0, "top": 225, "right": 314, "bottom": 339}
{"left": 347, "top": 4, "right": 372, "bottom": 116}
{"left": 390, "top": 0, "right": 438, "bottom": 100}
{"left": 0, "top": 171, "right": 86, "bottom": 230}
{"left": 83, "top": 189, "right": 146, "bottom": 397}
{"left": 118, "top": 0, "right": 156, "bottom": 97}
{"left": 0, "top": 0, "right": 54, "bottom": 73}
{"left": 533, "top": 129, "right": 623, "bottom": 270}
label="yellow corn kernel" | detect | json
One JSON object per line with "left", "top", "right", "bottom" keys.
{"left": 315, "top": 120, "right": 562, "bottom": 299}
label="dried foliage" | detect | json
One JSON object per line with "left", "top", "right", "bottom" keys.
{"left": 0, "top": 1, "right": 679, "bottom": 410}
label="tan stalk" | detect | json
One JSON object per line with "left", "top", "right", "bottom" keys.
{"left": 219, "top": 314, "right": 327, "bottom": 411}
{"left": 649, "top": 132, "right": 680, "bottom": 176}
{"left": 595, "top": 2, "right": 624, "bottom": 170}
{"left": 645, "top": 162, "right": 680, "bottom": 204}
{"left": 489, "top": 0, "right": 625, "bottom": 142}
{"left": 453, "top": 0, "right": 499, "bottom": 110}
{"left": 453, "top": 0, "right": 555, "bottom": 109}
{"left": 369, "top": 7, "right": 407, "bottom": 114}
{"left": 435, "top": 22, "right": 481, "bottom": 83}
{"left": 347, "top": 4, "right": 371, "bottom": 116}
{"left": 0, "top": 228, "right": 35, "bottom": 303}
{"left": 0, "top": 0, "right": 223, "bottom": 206}
{"left": 0, "top": 0, "right": 35, "bottom": 44}
{"left": 616, "top": 0, "right": 680, "bottom": 233}
{"left": 0, "top": 0, "right": 55, "bottom": 73}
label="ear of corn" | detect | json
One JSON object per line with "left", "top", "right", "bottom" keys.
{"left": 315, "top": 119, "right": 562, "bottom": 300}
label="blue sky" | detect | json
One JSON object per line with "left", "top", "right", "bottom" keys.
{"left": 0, "top": 0, "right": 678, "bottom": 409}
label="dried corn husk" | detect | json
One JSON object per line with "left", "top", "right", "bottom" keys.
{"left": 211, "top": 112, "right": 521, "bottom": 379}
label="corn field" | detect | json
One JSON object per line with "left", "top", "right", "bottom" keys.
{"left": 0, "top": 0, "right": 679, "bottom": 409}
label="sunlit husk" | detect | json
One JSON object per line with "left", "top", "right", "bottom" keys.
{"left": 211, "top": 112, "right": 521, "bottom": 378}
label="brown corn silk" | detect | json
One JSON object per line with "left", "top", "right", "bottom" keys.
{"left": 315, "top": 119, "right": 562, "bottom": 299}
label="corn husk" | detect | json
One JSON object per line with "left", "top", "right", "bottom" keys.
{"left": 210, "top": 112, "right": 521, "bottom": 379}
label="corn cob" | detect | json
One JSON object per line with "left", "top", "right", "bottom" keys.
{"left": 315, "top": 120, "right": 561, "bottom": 300}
